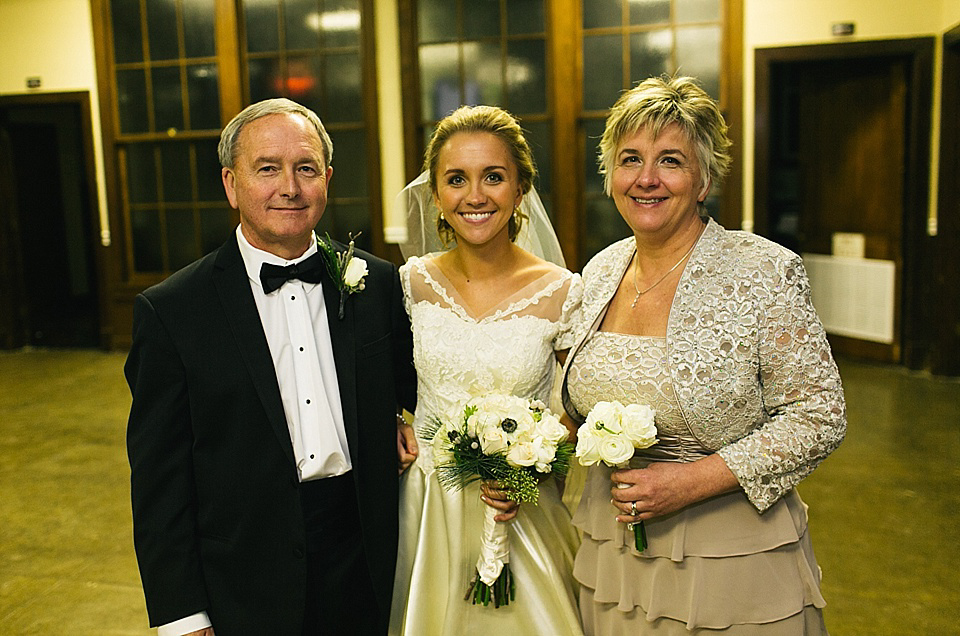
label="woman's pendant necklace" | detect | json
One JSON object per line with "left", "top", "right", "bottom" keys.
{"left": 631, "top": 238, "right": 699, "bottom": 308}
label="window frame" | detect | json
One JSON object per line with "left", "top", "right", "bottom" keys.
{"left": 398, "top": 0, "right": 742, "bottom": 269}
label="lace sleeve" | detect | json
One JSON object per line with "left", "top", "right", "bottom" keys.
{"left": 556, "top": 273, "right": 583, "bottom": 351}
{"left": 398, "top": 258, "right": 415, "bottom": 318}
{"left": 716, "top": 254, "right": 846, "bottom": 511}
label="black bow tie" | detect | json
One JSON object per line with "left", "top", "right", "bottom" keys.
{"left": 259, "top": 251, "right": 327, "bottom": 294}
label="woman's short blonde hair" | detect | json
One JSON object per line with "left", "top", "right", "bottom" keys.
{"left": 423, "top": 105, "right": 536, "bottom": 244}
{"left": 598, "top": 76, "right": 732, "bottom": 206}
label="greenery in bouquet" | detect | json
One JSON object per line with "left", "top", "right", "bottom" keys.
{"left": 425, "top": 394, "right": 574, "bottom": 607}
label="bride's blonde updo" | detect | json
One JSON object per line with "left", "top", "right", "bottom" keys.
{"left": 423, "top": 105, "right": 537, "bottom": 245}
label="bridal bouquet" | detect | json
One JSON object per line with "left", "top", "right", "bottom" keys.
{"left": 575, "top": 401, "right": 658, "bottom": 551}
{"left": 428, "top": 394, "right": 574, "bottom": 608}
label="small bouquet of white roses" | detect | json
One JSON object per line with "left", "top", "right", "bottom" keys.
{"left": 575, "top": 401, "right": 658, "bottom": 551}
{"left": 428, "top": 394, "right": 574, "bottom": 608}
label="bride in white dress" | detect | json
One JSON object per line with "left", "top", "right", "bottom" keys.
{"left": 389, "top": 105, "right": 584, "bottom": 636}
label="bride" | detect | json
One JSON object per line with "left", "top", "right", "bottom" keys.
{"left": 389, "top": 105, "right": 583, "bottom": 635}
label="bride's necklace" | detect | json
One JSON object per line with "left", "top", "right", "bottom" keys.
{"left": 631, "top": 237, "right": 699, "bottom": 308}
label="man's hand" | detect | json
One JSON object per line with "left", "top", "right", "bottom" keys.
{"left": 397, "top": 417, "right": 418, "bottom": 474}
{"left": 184, "top": 629, "right": 214, "bottom": 636}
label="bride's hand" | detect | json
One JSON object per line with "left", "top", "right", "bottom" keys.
{"left": 481, "top": 479, "right": 520, "bottom": 522}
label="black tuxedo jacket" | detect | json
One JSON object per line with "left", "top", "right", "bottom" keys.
{"left": 125, "top": 234, "right": 416, "bottom": 634}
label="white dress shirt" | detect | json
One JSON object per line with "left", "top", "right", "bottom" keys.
{"left": 236, "top": 227, "right": 351, "bottom": 480}
{"left": 158, "top": 227, "right": 352, "bottom": 636}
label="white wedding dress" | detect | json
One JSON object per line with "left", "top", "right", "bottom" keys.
{"left": 389, "top": 254, "right": 584, "bottom": 636}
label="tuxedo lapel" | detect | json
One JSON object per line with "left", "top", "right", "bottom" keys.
{"left": 321, "top": 265, "right": 360, "bottom": 468}
{"left": 212, "top": 236, "right": 297, "bottom": 467}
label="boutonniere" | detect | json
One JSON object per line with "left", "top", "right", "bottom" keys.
{"left": 317, "top": 232, "right": 368, "bottom": 319}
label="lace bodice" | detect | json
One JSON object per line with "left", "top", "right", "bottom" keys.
{"left": 562, "top": 219, "right": 846, "bottom": 511}
{"left": 567, "top": 332, "right": 711, "bottom": 463}
{"left": 401, "top": 255, "right": 582, "bottom": 473}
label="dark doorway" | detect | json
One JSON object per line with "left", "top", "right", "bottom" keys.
{"left": 755, "top": 39, "right": 934, "bottom": 367}
{"left": 0, "top": 94, "right": 101, "bottom": 348}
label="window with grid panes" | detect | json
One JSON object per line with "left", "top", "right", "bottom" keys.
{"left": 109, "top": 0, "right": 234, "bottom": 276}
{"left": 580, "top": 0, "right": 727, "bottom": 265}
{"left": 412, "top": 0, "right": 555, "bottom": 219}
{"left": 97, "top": 0, "right": 382, "bottom": 281}
{"left": 239, "top": 0, "right": 379, "bottom": 254}
{"left": 401, "top": 0, "right": 736, "bottom": 270}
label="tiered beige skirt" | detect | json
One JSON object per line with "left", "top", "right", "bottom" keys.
{"left": 573, "top": 464, "right": 828, "bottom": 635}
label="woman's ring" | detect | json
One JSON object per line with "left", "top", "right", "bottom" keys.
{"left": 630, "top": 501, "right": 639, "bottom": 516}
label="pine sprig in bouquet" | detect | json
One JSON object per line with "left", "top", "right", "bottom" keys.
{"left": 426, "top": 394, "right": 574, "bottom": 608}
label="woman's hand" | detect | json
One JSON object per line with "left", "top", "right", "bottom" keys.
{"left": 609, "top": 454, "right": 740, "bottom": 523}
{"left": 481, "top": 479, "right": 520, "bottom": 522}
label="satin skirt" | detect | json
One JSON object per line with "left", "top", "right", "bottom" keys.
{"left": 389, "top": 463, "right": 583, "bottom": 635}
{"left": 574, "top": 464, "right": 828, "bottom": 635}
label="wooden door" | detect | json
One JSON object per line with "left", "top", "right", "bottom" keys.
{"left": 756, "top": 40, "right": 935, "bottom": 367}
{"left": 796, "top": 59, "right": 906, "bottom": 263}
{"left": 776, "top": 58, "right": 909, "bottom": 362}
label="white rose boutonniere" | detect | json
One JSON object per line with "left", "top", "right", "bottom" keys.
{"left": 342, "top": 256, "right": 368, "bottom": 289}
{"left": 317, "top": 232, "right": 367, "bottom": 319}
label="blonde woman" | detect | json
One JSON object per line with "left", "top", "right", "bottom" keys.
{"left": 562, "top": 76, "right": 845, "bottom": 634}
{"left": 390, "top": 105, "right": 583, "bottom": 635}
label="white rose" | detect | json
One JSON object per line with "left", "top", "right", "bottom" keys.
{"left": 621, "top": 404, "right": 658, "bottom": 449}
{"left": 585, "top": 401, "right": 623, "bottom": 435}
{"left": 533, "top": 438, "right": 557, "bottom": 473}
{"left": 343, "top": 257, "right": 368, "bottom": 287}
{"left": 505, "top": 439, "right": 538, "bottom": 467}
{"left": 598, "top": 435, "right": 635, "bottom": 466}
{"left": 468, "top": 410, "right": 500, "bottom": 437}
{"left": 477, "top": 394, "right": 513, "bottom": 413}
{"left": 575, "top": 428, "right": 603, "bottom": 466}
{"left": 478, "top": 425, "right": 510, "bottom": 455}
{"left": 536, "top": 412, "right": 569, "bottom": 445}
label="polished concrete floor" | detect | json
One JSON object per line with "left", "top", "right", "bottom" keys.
{"left": 0, "top": 349, "right": 957, "bottom": 634}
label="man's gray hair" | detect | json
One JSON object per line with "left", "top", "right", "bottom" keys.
{"left": 217, "top": 98, "right": 333, "bottom": 169}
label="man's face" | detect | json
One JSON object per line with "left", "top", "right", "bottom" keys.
{"left": 222, "top": 113, "right": 332, "bottom": 259}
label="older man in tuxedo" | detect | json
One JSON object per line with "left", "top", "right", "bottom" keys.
{"left": 125, "top": 98, "right": 417, "bottom": 635}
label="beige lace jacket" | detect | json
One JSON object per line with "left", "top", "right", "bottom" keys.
{"left": 561, "top": 219, "right": 846, "bottom": 511}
